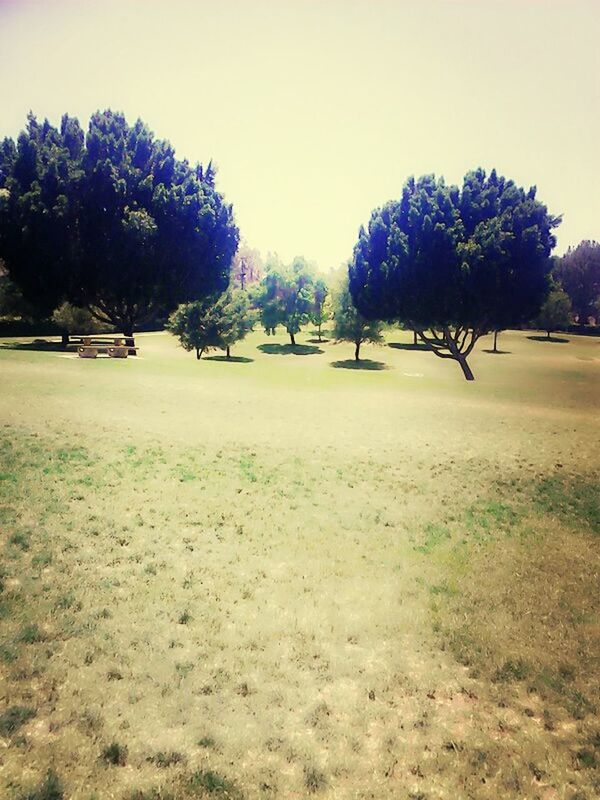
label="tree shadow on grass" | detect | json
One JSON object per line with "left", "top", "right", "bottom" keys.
{"left": 482, "top": 349, "right": 512, "bottom": 355}
{"left": 527, "top": 335, "right": 570, "bottom": 344}
{"left": 204, "top": 355, "right": 254, "bottom": 363}
{"left": 388, "top": 342, "right": 429, "bottom": 351}
{"left": 330, "top": 359, "right": 388, "bottom": 371}
{"left": 306, "top": 337, "right": 330, "bottom": 344}
{"left": 0, "top": 338, "right": 65, "bottom": 352}
{"left": 257, "top": 343, "right": 323, "bottom": 356}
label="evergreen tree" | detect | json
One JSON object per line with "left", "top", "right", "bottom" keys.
{"left": 332, "top": 274, "right": 383, "bottom": 361}
{"left": 553, "top": 240, "right": 600, "bottom": 325}
{"left": 349, "top": 169, "right": 559, "bottom": 380}
{"left": 0, "top": 111, "right": 239, "bottom": 335}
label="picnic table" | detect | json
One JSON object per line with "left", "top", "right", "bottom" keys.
{"left": 68, "top": 335, "right": 139, "bottom": 358}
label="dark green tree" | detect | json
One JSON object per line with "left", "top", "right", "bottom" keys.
{"left": 349, "top": 170, "right": 559, "bottom": 380}
{"left": 0, "top": 111, "right": 239, "bottom": 335}
{"left": 167, "top": 289, "right": 253, "bottom": 360}
{"left": 553, "top": 240, "right": 600, "bottom": 325}
{"left": 534, "top": 288, "right": 572, "bottom": 338}
{"left": 0, "top": 113, "right": 81, "bottom": 318}
{"left": 332, "top": 274, "right": 383, "bottom": 360}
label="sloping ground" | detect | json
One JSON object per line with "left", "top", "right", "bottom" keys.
{"left": 0, "top": 329, "right": 598, "bottom": 799}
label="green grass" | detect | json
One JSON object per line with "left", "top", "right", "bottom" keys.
{"left": 0, "top": 326, "right": 598, "bottom": 798}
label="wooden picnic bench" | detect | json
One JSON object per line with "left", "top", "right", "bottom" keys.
{"left": 67, "top": 335, "right": 139, "bottom": 359}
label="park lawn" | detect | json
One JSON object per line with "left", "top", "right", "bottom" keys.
{"left": 0, "top": 327, "right": 598, "bottom": 799}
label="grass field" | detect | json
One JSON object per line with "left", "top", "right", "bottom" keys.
{"left": 0, "top": 327, "right": 598, "bottom": 799}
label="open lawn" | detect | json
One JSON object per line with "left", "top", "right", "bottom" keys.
{"left": 0, "top": 328, "right": 598, "bottom": 799}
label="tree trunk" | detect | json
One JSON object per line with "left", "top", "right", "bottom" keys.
{"left": 122, "top": 328, "right": 137, "bottom": 356}
{"left": 318, "top": 324, "right": 322, "bottom": 342}
{"left": 547, "top": 330, "right": 551, "bottom": 339}
{"left": 457, "top": 354, "right": 475, "bottom": 381}
{"left": 413, "top": 330, "right": 417, "bottom": 345}
{"left": 226, "top": 345, "right": 231, "bottom": 359}
{"left": 493, "top": 330, "right": 498, "bottom": 352}
{"left": 196, "top": 347, "right": 203, "bottom": 360}
{"left": 61, "top": 330, "right": 69, "bottom": 349}
{"left": 290, "top": 332, "right": 296, "bottom": 346}
{"left": 355, "top": 341, "right": 360, "bottom": 361}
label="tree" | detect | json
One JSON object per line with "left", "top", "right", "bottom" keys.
{"left": 167, "top": 289, "right": 253, "bottom": 360}
{"left": 349, "top": 170, "right": 559, "bottom": 380}
{"left": 534, "top": 288, "right": 572, "bottom": 338}
{"left": 216, "top": 289, "right": 255, "bottom": 357}
{"left": 332, "top": 274, "right": 383, "bottom": 360}
{"left": 0, "top": 262, "right": 36, "bottom": 321}
{"left": 252, "top": 261, "right": 282, "bottom": 336}
{"left": 553, "top": 240, "right": 600, "bottom": 325}
{"left": 310, "top": 278, "right": 331, "bottom": 341}
{"left": 254, "top": 256, "right": 316, "bottom": 344}
{"left": 0, "top": 111, "right": 239, "bottom": 335}
{"left": 230, "top": 242, "right": 263, "bottom": 290}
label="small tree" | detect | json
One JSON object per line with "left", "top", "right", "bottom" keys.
{"left": 167, "top": 289, "right": 252, "bottom": 360}
{"left": 252, "top": 267, "right": 281, "bottom": 336}
{"left": 254, "top": 256, "right": 316, "bottom": 344}
{"left": 535, "top": 289, "right": 572, "bottom": 338}
{"left": 332, "top": 275, "right": 383, "bottom": 361}
{"left": 217, "top": 289, "right": 254, "bottom": 357}
{"left": 310, "top": 278, "right": 331, "bottom": 341}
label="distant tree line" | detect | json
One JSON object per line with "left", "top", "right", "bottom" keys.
{"left": 2, "top": 111, "right": 599, "bottom": 380}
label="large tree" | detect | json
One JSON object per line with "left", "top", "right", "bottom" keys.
{"left": 553, "top": 240, "right": 600, "bottom": 325}
{"left": 349, "top": 170, "right": 559, "bottom": 380}
{"left": 0, "top": 111, "right": 239, "bottom": 335}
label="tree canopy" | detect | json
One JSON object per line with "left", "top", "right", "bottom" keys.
{"left": 253, "top": 256, "right": 316, "bottom": 345}
{"left": 349, "top": 169, "right": 559, "bottom": 379}
{"left": 0, "top": 111, "right": 239, "bottom": 333}
{"left": 553, "top": 240, "right": 600, "bottom": 325}
{"left": 167, "top": 289, "right": 253, "bottom": 359}
{"left": 535, "top": 287, "right": 572, "bottom": 338}
{"left": 332, "top": 273, "right": 383, "bottom": 361}
{"left": 310, "top": 277, "right": 331, "bottom": 341}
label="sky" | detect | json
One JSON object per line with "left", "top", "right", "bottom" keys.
{"left": 0, "top": 0, "right": 598, "bottom": 271}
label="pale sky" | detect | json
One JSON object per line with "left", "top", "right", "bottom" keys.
{"left": 0, "top": 0, "right": 598, "bottom": 271}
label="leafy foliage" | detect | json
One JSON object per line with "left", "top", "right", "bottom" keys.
{"left": 167, "top": 289, "right": 253, "bottom": 359}
{"left": 349, "top": 169, "right": 559, "bottom": 379}
{"left": 0, "top": 111, "right": 238, "bottom": 333}
{"left": 253, "top": 256, "right": 316, "bottom": 344}
{"left": 553, "top": 240, "right": 600, "bottom": 324}
{"left": 52, "top": 302, "right": 111, "bottom": 334}
{"left": 310, "top": 277, "right": 331, "bottom": 340}
{"left": 535, "top": 288, "right": 572, "bottom": 336}
{"left": 332, "top": 273, "right": 383, "bottom": 360}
